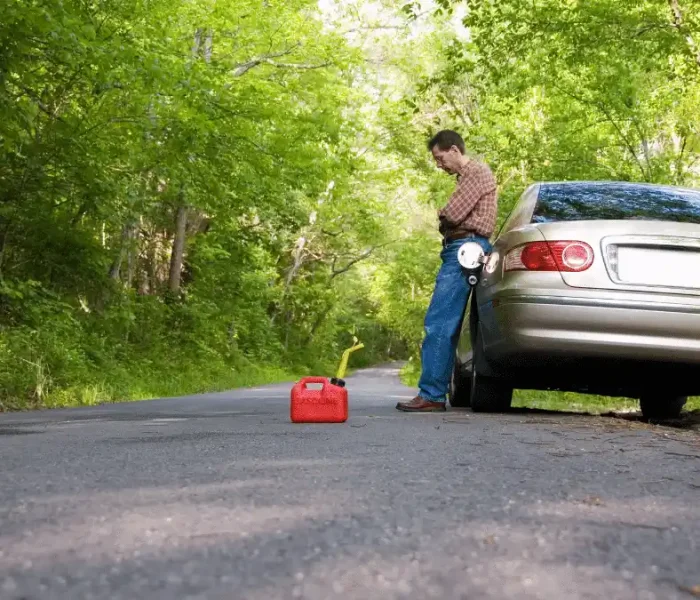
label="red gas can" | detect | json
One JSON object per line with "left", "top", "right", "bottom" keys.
{"left": 290, "top": 377, "right": 348, "bottom": 423}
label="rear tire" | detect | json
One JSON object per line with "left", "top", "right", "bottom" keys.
{"left": 449, "top": 352, "right": 473, "bottom": 408}
{"left": 639, "top": 395, "right": 687, "bottom": 420}
{"left": 470, "top": 329, "right": 513, "bottom": 413}
{"left": 470, "top": 371, "right": 513, "bottom": 412}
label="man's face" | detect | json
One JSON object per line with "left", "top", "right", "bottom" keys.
{"left": 431, "top": 145, "right": 463, "bottom": 174}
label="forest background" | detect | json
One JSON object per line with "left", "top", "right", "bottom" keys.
{"left": 2, "top": 0, "right": 699, "bottom": 411}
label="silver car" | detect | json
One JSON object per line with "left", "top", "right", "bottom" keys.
{"left": 451, "top": 181, "right": 700, "bottom": 419}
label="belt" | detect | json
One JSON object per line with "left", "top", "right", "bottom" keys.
{"left": 443, "top": 233, "right": 475, "bottom": 244}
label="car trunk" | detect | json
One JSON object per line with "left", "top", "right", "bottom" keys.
{"left": 534, "top": 220, "right": 700, "bottom": 297}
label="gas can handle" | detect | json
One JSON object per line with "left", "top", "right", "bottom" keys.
{"left": 299, "top": 377, "right": 327, "bottom": 387}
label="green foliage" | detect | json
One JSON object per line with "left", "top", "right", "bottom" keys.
{"left": 450, "top": 0, "right": 700, "bottom": 186}
{"left": 0, "top": 0, "right": 419, "bottom": 410}
{"left": 3, "top": 0, "right": 700, "bottom": 411}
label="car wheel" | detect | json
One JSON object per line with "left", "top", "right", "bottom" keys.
{"left": 449, "top": 352, "right": 473, "bottom": 408}
{"left": 470, "top": 330, "right": 513, "bottom": 413}
{"left": 639, "top": 395, "right": 687, "bottom": 420}
{"left": 470, "top": 371, "right": 513, "bottom": 412}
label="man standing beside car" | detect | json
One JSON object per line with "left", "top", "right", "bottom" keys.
{"left": 397, "top": 130, "right": 498, "bottom": 412}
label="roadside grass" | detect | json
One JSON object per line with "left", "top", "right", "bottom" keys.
{"left": 3, "top": 361, "right": 301, "bottom": 412}
{"left": 1, "top": 343, "right": 364, "bottom": 412}
{"left": 399, "top": 362, "right": 700, "bottom": 413}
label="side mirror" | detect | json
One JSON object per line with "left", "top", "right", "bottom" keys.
{"left": 457, "top": 242, "right": 486, "bottom": 285}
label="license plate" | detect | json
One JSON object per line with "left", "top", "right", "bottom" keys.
{"left": 617, "top": 246, "right": 700, "bottom": 288}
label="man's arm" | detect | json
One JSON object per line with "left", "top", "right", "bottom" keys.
{"left": 439, "top": 166, "right": 496, "bottom": 227}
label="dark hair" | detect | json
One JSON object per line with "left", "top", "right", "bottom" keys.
{"left": 427, "top": 130, "right": 465, "bottom": 154}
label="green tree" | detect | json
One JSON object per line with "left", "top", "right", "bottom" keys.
{"left": 0, "top": 0, "right": 419, "bottom": 409}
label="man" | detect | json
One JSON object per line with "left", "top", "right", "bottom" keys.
{"left": 397, "top": 130, "right": 498, "bottom": 412}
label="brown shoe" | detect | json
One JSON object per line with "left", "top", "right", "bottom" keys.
{"left": 396, "top": 396, "right": 446, "bottom": 412}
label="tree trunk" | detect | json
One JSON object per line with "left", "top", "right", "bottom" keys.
{"left": 204, "top": 30, "right": 213, "bottom": 63}
{"left": 303, "top": 303, "right": 332, "bottom": 347}
{"left": 669, "top": 0, "right": 700, "bottom": 69}
{"left": 272, "top": 235, "right": 307, "bottom": 325}
{"left": 126, "top": 225, "right": 136, "bottom": 289}
{"left": 168, "top": 201, "right": 188, "bottom": 294}
{"left": 147, "top": 234, "right": 159, "bottom": 294}
{"left": 109, "top": 222, "right": 134, "bottom": 281}
{"left": 192, "top": 28, "right": 202, "bottom": 56}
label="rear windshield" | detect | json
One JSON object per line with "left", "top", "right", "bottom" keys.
{"left": 532, "top": 183, "right": 700, "bottom": 224}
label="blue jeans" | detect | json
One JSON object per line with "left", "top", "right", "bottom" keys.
{"left": 418, "top": 236, "right": 492, "bottom": 402}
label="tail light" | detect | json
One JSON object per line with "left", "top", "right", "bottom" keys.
{"left": 505, "top": 241, "right": 594, "bottom": 272}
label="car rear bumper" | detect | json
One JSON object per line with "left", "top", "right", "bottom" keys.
{"left": 485, "top": 293, "right": 700, "bottom": 364}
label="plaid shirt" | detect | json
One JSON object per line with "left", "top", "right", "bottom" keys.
{"left": 438, "top": 160, "right": 498, "bottom": 239}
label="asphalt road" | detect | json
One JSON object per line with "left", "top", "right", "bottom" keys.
{"left": 1, "top": 364, "right": 699, "bottom": 600}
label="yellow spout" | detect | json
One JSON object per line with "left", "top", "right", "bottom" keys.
{"left": 336, "top": 337, "right": 364, "bottom": 380}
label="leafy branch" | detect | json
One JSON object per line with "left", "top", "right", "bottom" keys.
{"left": 233, "top": 44, "right": 332, "bottom": 76}
{"left": 668, "top": 0, "right": 700, "bottom": 69}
